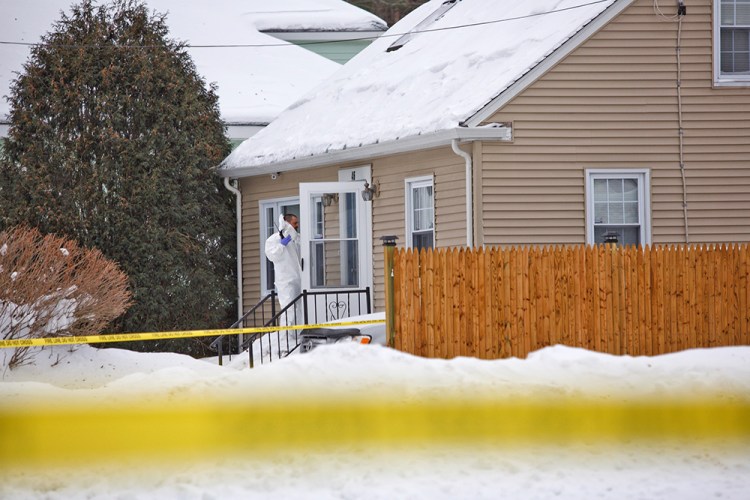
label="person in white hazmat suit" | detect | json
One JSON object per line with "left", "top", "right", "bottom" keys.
{"left": 265, "top": 214, "right": 303, "bottom": 327}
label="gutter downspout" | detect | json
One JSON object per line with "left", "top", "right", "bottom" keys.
{"left": 451, "top": 139, "right": 473, "bottom": 248}
{"left": 223, "top": 177, "right": 243, "bottom": 337}
{"left": 676, "top": 9, "right": 690, "bottom": 244}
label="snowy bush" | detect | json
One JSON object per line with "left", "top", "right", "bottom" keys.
{"left": 1, "top": 226, "right": 131, "bottom": 369}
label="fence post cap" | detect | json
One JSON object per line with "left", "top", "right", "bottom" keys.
{"left": 381, "top": 235, "right": 398, "bottom": 246}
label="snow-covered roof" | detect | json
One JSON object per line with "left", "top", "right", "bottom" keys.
{"left": 0, "top": 1, "right": 385, "bottom": 130}
{"left": 221, "top": 0, "right": 626, "bottom": 174}
{"left": 249, "top": 0, "right": 387, "bottom": 32}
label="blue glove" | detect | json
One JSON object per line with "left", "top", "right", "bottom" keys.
{"left": 280, "top": 235, "right": 292, "bottom": 246}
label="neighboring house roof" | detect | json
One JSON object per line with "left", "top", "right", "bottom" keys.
{"left": 255, "top": 0, "right": 388, "bottom": 65}
{"left": 250, "top": 0, "right": 387, "bottom": 32}
{"left": 221, "top": 0, "right": 634, "bottom": 175}
{"left": 0, "top": 0, "right": 385, "bottom": 136}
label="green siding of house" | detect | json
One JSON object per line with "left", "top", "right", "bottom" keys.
{"left": 294, "top": 40, "right": 372, "bottom": 64}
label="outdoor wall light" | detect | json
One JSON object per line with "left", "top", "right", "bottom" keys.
{"left": 361, "top": 180, "right": 380, "bottom": 201}
{"left": 322, "top": 193, "right": 339, "bottom": 207}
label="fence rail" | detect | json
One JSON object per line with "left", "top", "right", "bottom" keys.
{"left": 392, "top": 244, "right": 750, "bottom": 359}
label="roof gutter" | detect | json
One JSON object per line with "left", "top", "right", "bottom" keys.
{"left": 218, "top": 125, "right": 512, "bottom": 179}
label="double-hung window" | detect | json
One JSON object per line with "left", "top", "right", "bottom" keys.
{"left": 405, "top": 176, "right": 435, "bottom": 250}
{"left": 259, "top": 197, "right": 299, "bottom": 295}
{"left": 715, "top": 0, "right": 750, "bottom": 86}
{"left": 586, "top": 170, "right": 650, "bottom": 247}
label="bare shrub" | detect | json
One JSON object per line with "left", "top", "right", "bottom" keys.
{"left": 1, "top": 226, "right": 132, "bottom": 369}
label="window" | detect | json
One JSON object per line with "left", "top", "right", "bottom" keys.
{"left": 259, "top": 197, "right": 299, "bottom": 295}
{"left": 586, "top": 170, "right": 650, "bottom": 247}
{"left": 406, "top": 176, "right": 435, "bottom": 250}
{"left": 715, "top": 0, "right": 750, "bottom": 85}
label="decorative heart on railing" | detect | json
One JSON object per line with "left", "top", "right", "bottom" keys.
{"left": 328, "top": 301, "right": 347, "bottom": 320}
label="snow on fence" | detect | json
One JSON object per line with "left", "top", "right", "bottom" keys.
{"left": 392, "top": 244, "right": 750, "bottom": 359}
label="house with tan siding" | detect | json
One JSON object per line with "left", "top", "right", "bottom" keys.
{"left": 219, "top": 0, "right": 750, "bottom": 316}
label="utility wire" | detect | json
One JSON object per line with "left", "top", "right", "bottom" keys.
{"left": 0, "top": 0, "right": 611, "bottom": 50}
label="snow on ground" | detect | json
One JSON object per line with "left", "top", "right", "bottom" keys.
{"left": 1, "top": 339, "right": 749, "bottom": 499}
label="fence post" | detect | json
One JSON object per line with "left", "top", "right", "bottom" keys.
{"left": 382, "top": 236, "right": 398, "bottom": 348}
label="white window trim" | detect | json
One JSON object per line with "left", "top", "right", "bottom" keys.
{"left": 259, "top": 196, "right": 299, "bottom": 295}
{"left": 713, "top": 0, "right": 750, "bottom": 87}
{"left": 405, "top": 175, "right": 435, "bottom": 249}
{"left": 585, "top": 169, "right": 651, "bottom": 246}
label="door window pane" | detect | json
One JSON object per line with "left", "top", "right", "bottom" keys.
{"left": 345, "top": 192, "right": 357, "bottom": 238}
{"left": 264, "top": 206, "right": 276, "bottom": 291}
{"left": 260, "top": 199, "right": 299, "bottom": 294}
{"left": 309, "top": 191, "right": 359, "bottom": 288}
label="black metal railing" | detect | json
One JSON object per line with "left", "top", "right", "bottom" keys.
{"left": 211, "top": 287, "right": 371, "bottom": 367}
{"left": 209, "top": 291, "right": 277, "bottom": 365}
{"left": 242, "top": 293, "right": 303, "bottom": 368}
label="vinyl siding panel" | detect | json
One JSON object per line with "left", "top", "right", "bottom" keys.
{"left": 370, "top": 146, "right": 465, "bottom": 310}
{"left": 480, "top": 0, "right": 750, "bottom": 246}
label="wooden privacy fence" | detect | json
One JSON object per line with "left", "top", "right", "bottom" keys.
{"left": 391, "top": 244, "right": 750, "bottom": 359}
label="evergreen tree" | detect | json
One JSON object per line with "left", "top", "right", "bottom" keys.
{"left": 0, "top": 0, "right": 236, "bottom": 355}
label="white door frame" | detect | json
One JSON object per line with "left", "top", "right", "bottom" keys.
{"left": 299, "top": 181, "right": 373, "bottom": 294}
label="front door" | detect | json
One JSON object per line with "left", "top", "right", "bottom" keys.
{"left": 299, "top": 182, "right": 372, "bottom": 323}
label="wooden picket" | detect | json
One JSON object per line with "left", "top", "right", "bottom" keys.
{"left": 391, "top": 244, "right": 750, "bottom": 359}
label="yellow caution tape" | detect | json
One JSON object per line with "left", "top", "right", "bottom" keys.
{"left": 1, "top": 395, "right": 749, "bottom": 469}
{"left": 0, "top": 319, "right": 385, "bottom": 349}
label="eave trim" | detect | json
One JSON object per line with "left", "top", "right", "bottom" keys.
{"left": 218, "top": 125, "right": 511, "bottom": 178}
